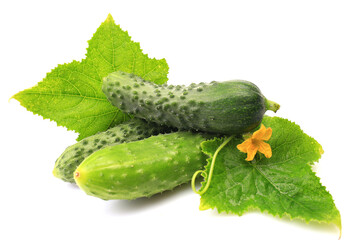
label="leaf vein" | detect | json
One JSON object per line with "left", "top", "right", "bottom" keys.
{"left": 19, "top": 92, "right": 108, "bottom": 101}
{"left": 249, "top": 162, "right": 312, "bottom": 213}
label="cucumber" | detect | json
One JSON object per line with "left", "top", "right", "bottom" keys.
{"left": 74, "top": 132, "right": 208, "bottom": 200}
{"left": 102, "top": 71, "right": 280, "bottom": 135}
{"left": 53, "top": 118, "right": 173, "bottom": 183}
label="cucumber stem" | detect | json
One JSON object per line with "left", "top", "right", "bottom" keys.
{"left": 266, "top": 99, "right": 280, "bottom": 113}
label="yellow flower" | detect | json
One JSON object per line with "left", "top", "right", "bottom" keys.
{"left": 237, "top": 124, "right": 272, "bottom": 161}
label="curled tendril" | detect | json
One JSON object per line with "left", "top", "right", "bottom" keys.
{"left": 191, "top": 135, "right": 235, "bottom": 195}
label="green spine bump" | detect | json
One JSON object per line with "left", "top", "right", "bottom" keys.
{"left": 74, "top": 132, "right": 208, "bottom": 200}
{"left": 53, "top": 118, "right": 172, "bottom": 183}
{"left": 102, "top": 71, "right": 280, "bottom": 135}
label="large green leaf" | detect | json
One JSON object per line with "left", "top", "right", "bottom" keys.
{"left": 12, "top": 14, "right": 169, "bottom": 140}
{"left": 199, "top": 116, "right": 341, "bottom": 230}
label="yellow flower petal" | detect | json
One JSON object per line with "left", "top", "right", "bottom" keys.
{"left": 237, "top": 139, "right": 252, "bottom": 153}
{"left": 245, "top": 143, "right": 258, "bottom": 161}
{"left": 261, "top": 127, "right": 272, "bottom": 141}
{"left": 258, "top": 141, "right": 272, "bottom": 158}
{"left": 252, "top": 124, "right": 266, "bottom": 139}
{"left": 252, "top": 124, "right": 272, "bottom": 141}
{"left": 236, "top": 124, "right": 273, "bottom": 161}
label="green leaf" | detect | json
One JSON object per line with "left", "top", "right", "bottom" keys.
{"left": 199, "top": 116, "right": 341, "bottom": 231}
{"left": 12, "top": 14, "right": 169, "bottom": 140}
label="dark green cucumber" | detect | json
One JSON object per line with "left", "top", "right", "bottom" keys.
{"left": 53, "top": 118, "right": 173, "bottom": 183}
{"left": 74, "top": 132, "right": 208, "bottom": 200}
{"left": 102, "top": 71, "right": 280, "bottom": 135}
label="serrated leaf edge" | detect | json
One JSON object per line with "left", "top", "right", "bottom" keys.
{"left": 199, "top": 120, "right": 341, "bottom": 232}
{"left": 11, "top": 14, "right": 168, "bottom": 140}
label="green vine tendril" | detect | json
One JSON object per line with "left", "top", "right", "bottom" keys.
{"left": 191, "top": 135, "right": 235, "bottom": 195}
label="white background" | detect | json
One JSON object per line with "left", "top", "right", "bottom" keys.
{"left": 1, "top": 1, "right": 359, "bottom": 239}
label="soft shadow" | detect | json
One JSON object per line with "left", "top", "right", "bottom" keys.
{"left": 107, "top": 182, "right": 196, "bottom": 215}
{"left": 65, "top": 182, "right": 79, "bottom": 189}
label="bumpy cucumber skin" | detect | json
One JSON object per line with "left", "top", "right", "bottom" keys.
{"left": 103, "top": 71, "right": 269, "bottom": 135}
{"left": 53, "top": 118, "right": 172, "bottom": 183}
{"left": 74, "top": 132, "right": 207, "bottom": 200}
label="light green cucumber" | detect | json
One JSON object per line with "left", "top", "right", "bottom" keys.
{"left": 102, "top": 71, "right": 280, "bottom": 135}
{"left": 74, "top": 132, "right": 208, "bottom": 200}
{"left": 53, "top": 118, "right": 173, "bottom": 183}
